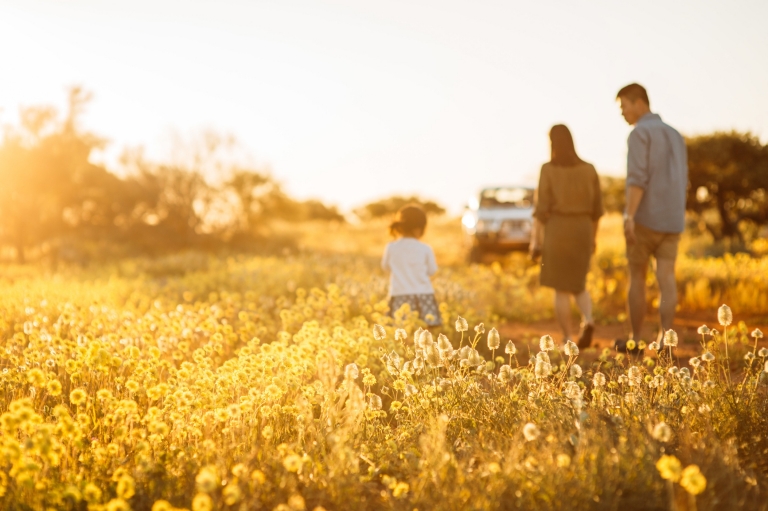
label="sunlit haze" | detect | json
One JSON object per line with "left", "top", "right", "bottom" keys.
{"left": 2, "top": 0, "right": 767, "bottom": 212}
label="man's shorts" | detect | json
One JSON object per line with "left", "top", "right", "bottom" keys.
{"left": 627, "top": 223, "right": 681, "bottom": 266}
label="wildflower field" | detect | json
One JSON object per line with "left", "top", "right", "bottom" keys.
{"left": 2, "top": 218, "right": 768, "bottom": 511}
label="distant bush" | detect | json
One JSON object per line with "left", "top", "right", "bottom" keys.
{"left": 354, "top": 195, "right": 445, "bottom": 220}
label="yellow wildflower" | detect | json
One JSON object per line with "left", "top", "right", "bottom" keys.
{"left": 680, "top": 465, "right": 707, "bottom": 495}
{"left": 656, "top": 455, "right": 682, "bottom": 482}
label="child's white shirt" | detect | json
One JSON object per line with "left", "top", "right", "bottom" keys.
{"left": 381, "top": 238, "right": 438, "bottom": 296}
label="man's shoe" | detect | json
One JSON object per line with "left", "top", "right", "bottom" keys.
{"left": 614, "top": 338, "right": 640, "bottom": 355}
{"left": 577, "top": 323, "right": 594, "bottom": 349}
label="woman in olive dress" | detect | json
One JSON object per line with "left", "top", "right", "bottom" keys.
{"left": 530, "top": 125, "right": 604, "bottom": 348}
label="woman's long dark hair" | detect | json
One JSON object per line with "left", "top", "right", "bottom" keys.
{"left": 549, "top": 124, "right": 583, "bottom": 166}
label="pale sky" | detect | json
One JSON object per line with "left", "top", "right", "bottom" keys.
{"left": 1, "top": 0, "right": 767, "bottom": 212}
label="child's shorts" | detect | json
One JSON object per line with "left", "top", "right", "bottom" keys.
{"left": 389, "top": 294, "right": 442, "bottom": 326}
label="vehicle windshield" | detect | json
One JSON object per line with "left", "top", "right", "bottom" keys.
{"left": 479, "top": 187, "right": 534, "bottom": 208}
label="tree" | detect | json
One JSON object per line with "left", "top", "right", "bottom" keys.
{"left": 0, "top": 87, "right": 111, "bottom": 262}
{"left": 599, "top": 175, "right": 626, "bottom": 214}
{"left": 354, "top": 195, "right": 445, "bottom": 220}
{"left": 686, "top": 132, "right": 768, "bottom": 242}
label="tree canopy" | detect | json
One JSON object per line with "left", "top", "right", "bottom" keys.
{"left": 0, "top": 89, "right": 343, "bottom": 263}
{"left": 686, "top": 132, "right": 768, "bottom": 242}
{"left": 354, "top": 195, "right": 445, "bottom": 221}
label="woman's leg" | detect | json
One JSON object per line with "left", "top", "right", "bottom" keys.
{"left": 554, "top": 291, "right": 572, "bottom": 341}
{"left": 574, "top": 289, "right": 596, "bottom": 348}
{"left": 574, "top": 290, "right": 594, "bottom": 326}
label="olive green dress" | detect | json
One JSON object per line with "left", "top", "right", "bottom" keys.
{"left": 533, "top": 162, "right": 604, "bottom": 293}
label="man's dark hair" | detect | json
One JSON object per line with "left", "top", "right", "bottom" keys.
{"left": 616, "top": 83, "right": 650, "bottom": 106}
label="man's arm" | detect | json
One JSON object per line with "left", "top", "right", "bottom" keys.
{"left": 625, "top": 129, "right": 649, "bottom": 244}
{"left": 624, "top": 185, "right": 645, "bottom": 243}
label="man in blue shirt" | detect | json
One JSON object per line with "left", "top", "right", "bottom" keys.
{"left": 617, "top": 83, "right": 688, "bottom": 348}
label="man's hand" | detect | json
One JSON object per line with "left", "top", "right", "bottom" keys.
{"left": 624, "top": 216, "right": 637, "bottom": 244}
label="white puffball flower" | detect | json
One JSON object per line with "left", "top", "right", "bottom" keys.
{"left": 540, "top": 335, "right": 555, "bottom": 352}
{"left": 487, "top": 328, "right": 500, "bottom": 350}
{"left": 534, "top": 360, "right": 551, "bottom": 379}
{"left": 752, "top": 328, "right": 764, "bottom": 339}
{"left": 593, "top": 372, "right": 606, "bottom": 387}
{"left": 522, "top": 422, "right": 540, "bottom": 442}
{"left": 498, "top": 364, "right": 514, "bottom": 384}
{"left": 474, "top": 323, "right": 485, "bottom": 335}
{"left": 758, "top": 348, "right": 768, "bottom": 358}
{"left": 648, "top": 341, "right": 660, "bottom": 351}
{"left": 468, "top": 349, "right": 484, "bottom": 367}
{"left": 455, "top": 316, "right": 468, "bottom": 332}
{"left": 570, "top": 364, "right": 583, "bottom": 378}
{"left": 663, "top": 330, "right": 679, "bottom": 347}
{"left": 344, "top": 363, "right": 359, "bottom": 380}
{"left": 373, "top": 324, "right": 386, "bottom": 341}
{"left": 425, "top": 345, "right": 441, "bottom": 367}
{"left": 701, "top": 352, "right": 715, "bottom": 362}
{"left": 394, "top": 329, "right": 408, "bottom": 342}
{"left": 564, "top": 340, "right": 579, "bottom": 357}
{"left": 697, "top": 325, "right": 710, "bottom": 335}
{"left": 652, "top": 422, "right": 673, "bottom": 442}
{"left": 718, "top": 304, "right": 733, "bottom": 326}
{"left": 368, "top": 394, "right": 382, "bottom": 410}
{"left": 437, "top": 334, "right": 453, "bottom": 352}
{"left": 505, "top": 341, "right": 517, "bottom": 355}
{"left": 418, "top": 330, "right": 434, "bottom": 349}
{"left": 563, "top": 381, "right": 581, "bottom": 400}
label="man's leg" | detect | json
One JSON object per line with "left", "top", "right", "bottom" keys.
{"left": 628, "top": 263, "right": 648, "bottom": 340}
{"left": 655, "top": 257, "right": 677, "bottom": 333}
{"left": 554, "top": 291, "right": 572, "bottom": 342}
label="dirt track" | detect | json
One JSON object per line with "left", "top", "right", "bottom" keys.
{"left": 497, "top": 313, "right": 768, "bottom": 364}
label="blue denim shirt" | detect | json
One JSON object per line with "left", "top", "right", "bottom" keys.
{"left": 626, "top": 113, "right": 688, "bottom": 233}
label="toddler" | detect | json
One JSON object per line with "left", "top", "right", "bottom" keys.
{"left": 381, "top": 205, "right": 441, "bottom": 326}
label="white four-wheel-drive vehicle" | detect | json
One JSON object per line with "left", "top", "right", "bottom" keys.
{"left": 461, "top": 186, "right": 535, "bottom": 263}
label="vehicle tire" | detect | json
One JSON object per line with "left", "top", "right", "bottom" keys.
{"left": 468, "top": 245, "right": 484, "bottom": 264}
